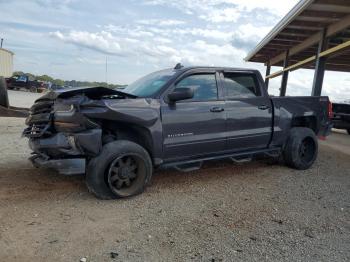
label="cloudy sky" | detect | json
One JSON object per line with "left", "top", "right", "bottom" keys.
{"left": 1, "top": 0, "right": 349, "bottom": 100}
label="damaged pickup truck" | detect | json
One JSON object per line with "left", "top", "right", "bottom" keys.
{"left": 23, "top": 65, "right": 332, "bottom": 199}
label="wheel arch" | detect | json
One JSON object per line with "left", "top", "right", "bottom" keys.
{"left": 101, "top": 120, "right": 155, "bottom": 163}
{"left": 291, "top": 115, "right": 319, "bottom": 135}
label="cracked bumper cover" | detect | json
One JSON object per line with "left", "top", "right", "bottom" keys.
{"left": 29, "top": 155, "right": 86, "bottom": 175}
{"left": 28, "top": 129, "right": 102, "bottom": 175}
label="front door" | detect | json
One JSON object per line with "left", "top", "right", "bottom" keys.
{"left": 161, "top": 72, "right": 226, "bottom": 161}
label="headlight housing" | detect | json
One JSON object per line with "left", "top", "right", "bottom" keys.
{"left": 53, "top": 103, "right": 74, "bottom": 112}
{"left": 53, "top": 102, "right": 99, "bottom": 132}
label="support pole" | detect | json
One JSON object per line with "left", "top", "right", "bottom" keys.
{"left": 311, "top": 28, "right": 328, "bottom": 96}
{"left": 279, "top": 50, "right": 289, "bottom": 96}
{"left": 265, "top": 62, "right": 271, "bottom": 89}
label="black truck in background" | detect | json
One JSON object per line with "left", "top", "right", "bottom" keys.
{"left": 23, "top": 65, "right": 332, "bottom": 199}
{"left": 332, "top": 102, "right": 350, "bottom": 134}
{"left": 6, "top": 75, "right": 45, "bottom": 92}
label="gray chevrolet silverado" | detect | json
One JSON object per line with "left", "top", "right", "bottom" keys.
{"left": 24, "top": 65, "right": 332, "bottom": 199}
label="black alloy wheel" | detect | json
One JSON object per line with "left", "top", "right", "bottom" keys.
{"left": 86, "top": 140, "right": 152, "bottom": 199}
{"left": 298, "top": 137, "right": 316, "bottom": 166}
{"left": 283, "top": 127, "right": 318, "bottom": 170}
{"left": 107, "top": 154, "right": 146, "bottom": 196}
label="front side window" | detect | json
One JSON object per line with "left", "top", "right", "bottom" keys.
{"left": 175, "top": 74, "right": 218, "bottom": 101}
{"left": 223, "top": 73, "right": 260, "bottom": 99}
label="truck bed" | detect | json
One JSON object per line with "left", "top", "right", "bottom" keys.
{"left": 270, "top": 96, "right": 331, "bottom": 146}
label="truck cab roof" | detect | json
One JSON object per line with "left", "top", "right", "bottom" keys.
{"left": 173, "top": 65, "right": 260, "bottom": 73}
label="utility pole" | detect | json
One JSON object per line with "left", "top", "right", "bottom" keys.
{"left": 105, "top": 56, "right": 108, "bottom": 87}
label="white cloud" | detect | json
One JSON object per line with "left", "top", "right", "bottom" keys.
{"left": 50, "top": 30, "right": 122, "bottom": 55}
{"left": 189, "top": 28, "right": 233, "bottom": 40}
{"left": 199, "top": 7, "right": 241, "bottom": 23}
{"left": 153, "top": 37, "right": 172, "bottom": 44}
{"left": 235, "top": 23, "right": 272, "bottom": 40}
{"left": 50, "top": 28, "right": 246, "bottom": 71}
{"left": 137, "top": 19, "right": 186, "bottom": 26}
{"left": 143, "top": 0, "right": 299, "bottom": 20}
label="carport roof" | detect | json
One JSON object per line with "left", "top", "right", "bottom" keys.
{"left": 245, "top": 0, "right": 350, "bottom": 72}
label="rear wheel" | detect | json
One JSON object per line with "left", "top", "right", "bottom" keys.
{"left": 86, "top": 140, "right": 152, "bottom": 199}
{"left": 347, "top": 129, "right": 350, "bottom": 135}
{"left": 283, "top": 127, "right": 318, "bottom": 170}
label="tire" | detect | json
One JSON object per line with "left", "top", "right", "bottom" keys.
{"left": 283, "top": 127, "right": 318, "bottom": 170}
{"left": 86, "top": 140, "right": 153, "bottom": 199}
{"left": 347, "top": 129, "right": 350, "bottom": 135}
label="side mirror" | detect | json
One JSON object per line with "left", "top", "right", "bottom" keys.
{"left": 168, "top": 87, "right": 194, "bottom": 102}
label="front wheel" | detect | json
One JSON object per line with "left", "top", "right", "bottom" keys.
{"left": 283, "top": 127, "right": 318, "bottom": 170}
{"left": 86, "top": 140, "right": 153, "bottom": 199}
{"left": 347, "top": 129, "right": 350, "bottom": 135}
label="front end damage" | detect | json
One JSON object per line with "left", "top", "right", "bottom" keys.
{"left": 27, "top": 130, "right": 102, "bottom": 175}
{"left": 23, "top": 87, "right": 136, "bottom": 175}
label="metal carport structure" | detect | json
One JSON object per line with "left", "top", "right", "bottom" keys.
{"left": 245, "top": 0, "right": 350, "bottom": 97}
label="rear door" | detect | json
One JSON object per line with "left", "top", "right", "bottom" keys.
{"left": 220, "top": 71, "right": 272, "bottom": 152}
{"left": 161, "top": 71, "right": 226, "bottom": 161}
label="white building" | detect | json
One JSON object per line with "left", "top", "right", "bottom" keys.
{"left": 0, "top": 48, "right": 14, "bottom": 77}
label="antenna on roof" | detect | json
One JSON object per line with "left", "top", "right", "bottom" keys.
{"left": 174, "top": 63, "right": 184, "bottom": 70}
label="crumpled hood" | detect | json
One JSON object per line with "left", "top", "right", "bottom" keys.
{"left": 36, "top": 86, "right": 136, "bottom": 102}
{"left": 41, "top": 87, "right": 160, "bottom": 128}
{"left": 86, "top": 97, "right": 160, "bottom": 127}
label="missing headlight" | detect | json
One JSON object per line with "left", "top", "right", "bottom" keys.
{"left": 54, "top": 103, "right": 74, "bottom": 112}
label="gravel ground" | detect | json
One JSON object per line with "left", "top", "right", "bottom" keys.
{"left": 0, "top": 118, "right": 349, "bottom": 262}
{"left": 0, "top": 91, "right": 349, "bottom": 261}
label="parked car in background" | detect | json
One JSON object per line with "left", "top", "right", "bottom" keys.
{"left": 23, "top": 64, "right": 332, "bottom": 199}
{"left": 6, "top": 75, "right": 46, "bottom": 92}
{"left": 332, "top": 101, "right": 350, "bottom": 134}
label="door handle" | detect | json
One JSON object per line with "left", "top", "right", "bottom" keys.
{"left": 210, "top": 106, "right": 224, "bottom": 113}
{"left": 258, "top": 105, "right": 270, "bottom": 110}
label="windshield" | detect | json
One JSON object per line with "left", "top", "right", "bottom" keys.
{"left": 123, "top": 69, "right": 176, "bottom": 97}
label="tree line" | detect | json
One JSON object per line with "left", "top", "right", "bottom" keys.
{"left": 12, "top": 71, "right": 125, "bottom": 89}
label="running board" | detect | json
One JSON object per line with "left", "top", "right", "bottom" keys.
{"left": 264, "top": 150, "right": 281, "bottom": 158}
{"left": 174, "top": 162, "right": 203, "bottom": 172}
{"left": 162, "top": 147, "right": 282, "bottom": 170}
{"left": 230, "top": 156, "right": 252, "bottom": 163}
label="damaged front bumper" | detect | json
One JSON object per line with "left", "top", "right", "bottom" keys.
{"left": 28, "top": 129, "right": 102, "bottom": 156}
{"left": 23, "top": 89, "right": 131, "bottom": 175}
{"left": 29, "top": 155, "right": 86, "bottom": 175}
{"left": 28, "top": 129, "right": 102, "bottom": 175}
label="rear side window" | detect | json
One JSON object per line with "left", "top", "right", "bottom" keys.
{"left": 175, "top": 74, "right": 218, "bottom": 101}
{"left": 223, "top": 73, "right": 261, "bottom": 99}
